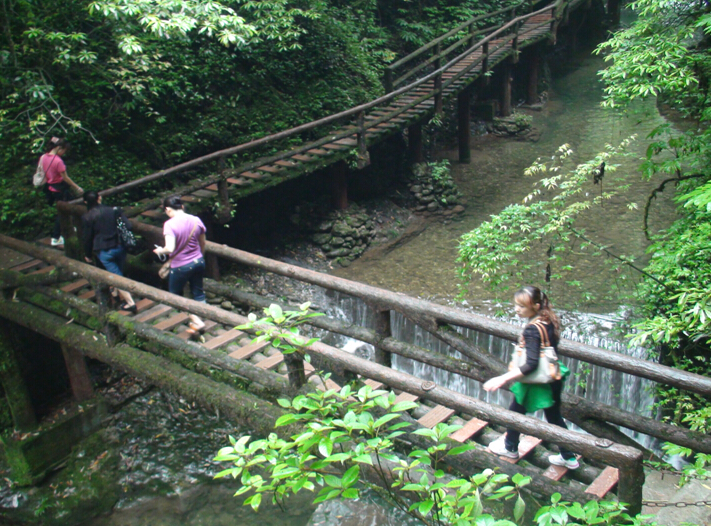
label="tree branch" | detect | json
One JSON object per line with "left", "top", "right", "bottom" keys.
{"left": 643, "top": 173, "right": 707, "bottom": 241}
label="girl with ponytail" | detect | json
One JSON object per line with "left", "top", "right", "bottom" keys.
{"left": 483, "top": 286, "right": 578, "bottom": 469}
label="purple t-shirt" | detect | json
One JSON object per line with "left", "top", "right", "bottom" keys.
{"left": 163, "top": 213, "right": 206, "bottom": 268}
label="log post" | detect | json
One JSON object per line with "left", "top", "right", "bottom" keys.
{"left": 216, "top": 157, "right": 232, "bottom": 225}
{"left": 384, "top": 68, "right": 394, "bottom": 93}
{"left": 482, "top": 42, "right": 490, "bottom": 86}
{"left": 408, "top": 123, "right": 424, "bottom": 163}
{"left": 512, "top": 22, "right": 520, "bottom": 65}
{"left": 527, "top": 45, "right": 541, "bottom": 105}
{"left": 94, "top": 282, "right": 119, "bottom": 346}
{"left": 60, "top": 343, "right": 94, "bottom": 402}
{"left": 618, "top": 458, "right": 645, "bottom": 516}
{"left": 372, "top": 308, "right": 392, "bottom": 368}
{"left": 0, "top": 321, "right": 36, "bottom": 431}
{"left": 284, "top": 353, "right": 307, "bottom": 390}
{"left": 434, "top": 42, "right": 443, "bottom": 114}
{"left": 501, "top": 60, "right": 513, "bottom": 117}
{"left": 458, "top": 85, "right": 472, "bottom": 164}
{"left": 331, "top": 161, "right": 348, "bottom": 211}
{"left": 356, "top": 111, "right": 370, "bottom": 169}
{"left": 203, "top": 218, "right": 221, "bottom": 281}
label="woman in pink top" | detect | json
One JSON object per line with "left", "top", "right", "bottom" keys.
{"left": 40, "top": 137, "right": 83, "bottom": 246}
{"left": 153, "top": 196, "right": 207, "bottom": 335}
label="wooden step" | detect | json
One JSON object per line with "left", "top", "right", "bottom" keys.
{"left": 256, "top": 352, "right": 284, "bottom": 370}
{"left": 61, "top": 279, "right": 89, "bottom": 293}
{"left": 240, "top": 172, "right": 263, "bottom": 179}
{"left": 450, "top": 418, "right": 488, "bottom": 443}
{"left": 181, "top": 195, "right": 201, "bottom": 203}
{"left": 135, "top": 304, "right": 172, "bottom": 323}
{"left": 140, "top": 209, "right": 164, "bottom": 218}
{"left": 291, "top": 154, "right": 313, "bottom": 162}
{"left": 394, "top": 392, "right": 419, "bottom": 404}
{"left": 9, "top": 259, "right": 43, "bottom": 272}
{"left": 257, "top": 165, "right": 280, "bottom": 174}
{"left": 585, "top": 467, "right": 619, "bottom": 498}
{"left": 203, "top": 328, "right": 245, "bottom": 350}
{"left": 226, "top": 178, "right": 245, "bottom": 185}
{"left": 487, "top": 435, "right": 541, "bottom": 464}
{"left": 205, "top": 184, "right": 219, "bottom": 191}
{"left": 27, "top": 265, "right": 55, "bottom": 275}
{"left": 153, "top": 312, "right": 190, "bottom": 331}
{"left": 275, "top": 160, "right": 298, "bottom": 167}
{"left": 322, "top": 143, "right": 348, "bottom": 151}
{"left": 364, "top": 378, "right": 384, "bottom": 390}
{"left": 542, "top": 455, "right": 582, "bottom": 482}
{"left": 417, "top": 405, "right": 455, "bottom": 428}
{"left": 132, "top": 298, "right": 155, "bottom": 313}
{"left": 306, "top": 148, "right": 328, "bottom": 155}
{"left": 192, "top": 189, "right": 217, "bottom": 198}
{"left": 78, "top": 290, "right": 96, "bottom": 300}
{"left": 228, "top": 340, "right": 270, "bottom": 360}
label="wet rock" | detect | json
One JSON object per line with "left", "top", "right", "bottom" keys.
{"left": 427, "top": 201, "right": 439, "bottom": 212}
{"left": 220, "top": 301, "right": 233, "bottom": 310}
{"left": 326, "top": 248, "right": 351, "bottom": 258}
{"left": 316, "top": 220, "right": 334, "bottom": 232}
{"left": 312, "top": 233, "right": 332, "bottom": 245}
{"left": 331, "top": 237, "right": 345, "bottom": 247}
{"left": 453, "top": 205, "right": 465, "bottom": 214}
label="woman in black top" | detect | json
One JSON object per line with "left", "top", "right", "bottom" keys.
{"left": 82, "top": 191, "right": 137, "bottom": 312}
{"left": 483, "top": 286, "right": 578, "bottom": 469}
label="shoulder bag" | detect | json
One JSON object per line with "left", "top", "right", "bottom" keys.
{"left": 33, "top": 155, "right": 46, "bottom": 187}
{"left": 114, "top": 207, "right": 138, "bottom": 253}
{"left": 508, "top": 320, "right": 561, "bottom": 384}
{"left": 158, "top": 222, "right": 198, "bottom": 279}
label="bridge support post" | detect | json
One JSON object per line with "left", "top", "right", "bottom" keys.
{"left": 408, "top": 123, "right": 424, "bottom": 163}
{"left": 284, "top": 353, "right": 306, "bottom": 390}
{"left": 60, "top": 343, "right": 94, "bottom": 402}
{"left": 527, "top": 45, "right": 541, "bottom": 105}
{"left": 204, "top": 219, "right": 221, "bottom": 281}
{"left": 373, "top": 309, "right": 392, "bottom": 368}
{"left": 331, "top": 161, "right": 348, "bottom": 211}
{"left": 95, "top": 282, "right": 120, "bottom": 347}
{"left": 458, "top": 85, "right": 472, "bottom": 164}
{"left": 0, "top": 321, "right": 37, "bottom": 431}
{"left": 434, "top": 43, "right": 443, "bottom": 114}
{"left": 501, "top": 60, "right": 513, "bottom": 117}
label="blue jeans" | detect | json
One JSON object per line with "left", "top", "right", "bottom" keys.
{"left": 97, "top": 246, "right": 126, "bottom": 276}
{"left": 168, "top": 257, "right": 205, "bottom": 302}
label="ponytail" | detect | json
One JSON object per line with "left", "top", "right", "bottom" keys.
{"left": 514, "top": 286, "right": 561, "bottom": 338}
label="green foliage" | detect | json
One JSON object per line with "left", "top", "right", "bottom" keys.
{"left": 456, "top": 140, "right": 640, "bottom": 304}
{"left": 661, "top": 442, "right": 710, "bottom": 488}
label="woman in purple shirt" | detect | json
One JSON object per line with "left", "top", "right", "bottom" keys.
{"left": 153, "top": 196, "right": 207, "bottom": 334}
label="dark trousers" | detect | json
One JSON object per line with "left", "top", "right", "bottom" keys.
{"left": 44, "top": 183, "right": 71, "bottom": 239}
{"left": 504, "top": 379, "right": 575, "bottom": 460}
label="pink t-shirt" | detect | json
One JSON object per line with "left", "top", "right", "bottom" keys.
{"left": 163, "top": 213, "right": 206, "bottom": 268}
{"left": 41, "top": 154, "right": 67, "bottom": 191}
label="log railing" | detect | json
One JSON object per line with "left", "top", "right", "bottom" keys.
{"left": 0, "top": 234, "right": 645, "bottom": 511}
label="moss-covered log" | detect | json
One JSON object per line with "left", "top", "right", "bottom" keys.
{"left": 0, "top": 297, "right": 286, "bottom": 437}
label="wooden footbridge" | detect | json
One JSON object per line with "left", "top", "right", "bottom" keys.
{"left": 0, "top": 0, "right": 694, "bottom": 516}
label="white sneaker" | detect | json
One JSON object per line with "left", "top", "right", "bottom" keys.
{"left": 488, "top": 438, "right": 519, "bottom": 459}
{"left": 51, "top": 236, "right": 64, "bottom": 246}
{"left": 549, "top": 454, "right": 579, "bottom": 469}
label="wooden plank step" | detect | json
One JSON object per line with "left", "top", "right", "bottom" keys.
{"left": 291, "top": 154, "right": 313, "bottom": 162}
{"left": 153, "top": 312, "right": 190, "bottom": 331}
{"left": 257, "top": 165, "right": 281, "bottom": 174}
{"left": 334, "top": 138, "right": 357, "bottom": 146}
{"left": 504, "top": 435, "right": 542, "bottom": 464}
{"left": 177, "top": 319, "right": 218, "bottom": 340}
{"left": 256, "top": 352, "right": 284, "bottom": 370}
{"left": 274, "top": 160, "right": 298, "bottom": 167}
{"left": 181, "top": 195, "right": 201, "bottom": 203}
{"left": 585, "top": 467, "right": 619, "bottom": 498}
{"left": 394, "top": 392, "right": 419, "bottom": 404}
{"left": 226, "top": 177, "right": 245, "bottom": 185}
{"left": 240, "top": 171, "right": 263, "bottom": 179}
{"left": 450, "top": 418, "right": 488, "bottom": 443}
{"left": 28, "top": 265, "right": 55, "bottom": 275}
{"left": 61, "top": 279, "right": 89, "bottom": 293}
{"left": 78, "top": 290, "right": 96, "bottom": 300}
{"left": 132, "top": 298, "right": 155, "bottom": 313}
{"left": 203, "top": 328, "right": 245, "bottom": 350}
{"left": 306, "top": 148, "right": 328, "bottom": 155}
{"left": 364, "top": 378, "right": 384, "bottom": 390}
{"left": 134, "top": 304, "right": 172, "bottom": 323}
{"left": 417, "top": 405, "right": 455, "bottom": 428}
{"left": 9, "top": 259, "right": 43, "bottom": 272}
{"left": 322, "top": 143, "right": 348, "bottom": 150}
{"left": 205, "top": 184, "right": 219, "bottom": 191}
{"left": 228, "top": 340, "right": 270, "bottom": 360}
{"left": 543, "top": 456, "right": 582, "bottom": 482}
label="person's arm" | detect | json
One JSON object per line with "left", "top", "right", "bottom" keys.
{"left": 198, "top": 233, "right": 206, "bottom": 255}
{"left": 483, "top": 325, "right": 541, "bottom": 393}
{"left": 60, "top": 170, "right": 83, "bottom": 195}
{"left": 154, "top": 235, "right": 176, "bottom": 257}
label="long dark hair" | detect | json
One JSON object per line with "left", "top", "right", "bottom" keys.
{"left": 83, "top": 190, "right": 100, "bottom": 210}
{"left": 44, "top": 137, "right": 69, "bottom": 154}
{"left": 514, "top": 286, "right": 560, "bottom": 338}
{"left": 163, "top": 195, "right": 183, "bottom": 210}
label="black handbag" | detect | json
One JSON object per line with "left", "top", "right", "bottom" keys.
{"left": 114, "top": 207, "right": 138, "bottom": 253}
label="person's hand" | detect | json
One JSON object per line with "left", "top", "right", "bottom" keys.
{"left": 483, "top": 375, "right": 509, "bottom": 393}
{"left": 74, "top": 186, "right": 84, "bottom": 196}
{"left": 84, "top": 257, "right": 92, "bottom": 263}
